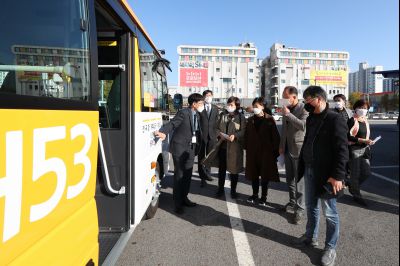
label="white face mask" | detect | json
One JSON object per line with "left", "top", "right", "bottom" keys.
{"left": 253, "top": 107, "right": 262, "bottom": 115}
{"left": 334, "top": 101, "right": 343, "bottom": 109}
{"left": 205, "top": 97, "right": 212, "bottom": 104}
{"left": 196, "top": 105, "right": 205, "bottom": 113}
{"left": 279, "top": 98, "right": 290, "bottom": 107}
{"left": 227, "top": 106, "right": 236, "bottom": 113}
{"left": 356, "top": 108, "right": 368, "bottom": 117}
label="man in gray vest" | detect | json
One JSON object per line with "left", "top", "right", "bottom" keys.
{"left": 279, "top": 86, "right": 308, "bottom": 224}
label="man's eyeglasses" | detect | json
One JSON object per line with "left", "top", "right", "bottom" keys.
{"left": 303, "top": 98, "right": 317, "bottom": 104}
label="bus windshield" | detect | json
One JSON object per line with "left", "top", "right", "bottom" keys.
{"left": 0, "top": 0, "right": 90, "bottom": 101}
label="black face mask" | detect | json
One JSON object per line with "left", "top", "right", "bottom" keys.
{"left": 304, "top": 103, "right": 315, "bottom": 113}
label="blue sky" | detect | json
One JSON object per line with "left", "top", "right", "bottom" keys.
{"left": 128, "top": 0, "right": 399, "bottom": 86}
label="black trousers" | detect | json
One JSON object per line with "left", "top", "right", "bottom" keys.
{"left": 252, "top": 178, "right": 269, "bottom": 199}
{"left": 218, "top": 148, "right": 238, "bottom": 192}
{"left": 172, "top": 148, "right": 195, "bottom": 208}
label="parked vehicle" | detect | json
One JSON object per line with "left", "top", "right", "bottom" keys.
{"left": 387, "top": 111, "right": 399, "bottom": 119}
{"left": 243, "top": 111, "right": 253, "bottom": 119}
{"left": 272, "top": 113, "right": 282, "bottom": 121}
{"left": 369, "top": 113, "right": 389, "bottom": 119}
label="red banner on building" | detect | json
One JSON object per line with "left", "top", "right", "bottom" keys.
{"left": 180, "top": 68, "right": 208, "bottom": 87}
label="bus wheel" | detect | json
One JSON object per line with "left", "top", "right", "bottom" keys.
{"left": 145, "top": 161, "right": 161, "bottom": 219}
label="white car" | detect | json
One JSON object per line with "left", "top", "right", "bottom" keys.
{"left": 370, "top": 113, "right": 389, "bottom": 119}
{"left": 273, "top": 113, "right": 282, "bottom": 121}
{"left": 387, "top": 111, "right": 399, "bottom": 119}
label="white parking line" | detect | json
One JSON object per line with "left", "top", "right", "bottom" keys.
{"left": 371, "top": 165, "right": 399, "bottom": 169}
{"left": 224, "top": 180, "right": 255, "bottom": 266}
{"left": 371, "top": 172, "right": 399, "bottom": 185}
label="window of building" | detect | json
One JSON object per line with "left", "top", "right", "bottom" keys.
{"left": 239, "top": 88, "right": 242, "bottom": 93}
{"left": 281, "top": 79, "right": 285, "bottom": 83}
{"left": 249, "top": 68, "right": 253, "bottom": 73}
{"left": 301, "top": 80, "right": 309, "bottom": 85}
{"left": 216, "top": 68, "right": 220, "bottom": 72}
{"left": 249, "top": 79, "right": 253, "bottom": 83}
{"left": 281, "top": 69, "right": 286, "bottom": 74}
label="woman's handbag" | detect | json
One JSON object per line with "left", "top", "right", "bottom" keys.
{"left": 363, "top": 146, "right": 372, "bottom": 160}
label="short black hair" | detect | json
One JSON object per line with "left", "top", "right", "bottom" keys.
{"left": 283, "top": 86, "right": 298, "bottom": 96}
{"left": 227, "top": 96, "right": 240, "bottom": 110}
{"left": 303, "top": 86, "right": 327, "bottom": 101}
{"left": 252, "top": 96, "right": 265, "bottom": 107}
{"left": 202, "top": 90, "right": 213, "bottom": 97}
{"left": 333, "top": 94, "right": 346, "bottom": 102}
{"left": 188, "top": 93, "right": 204, "bottom": 106}
{"left": 353, "top": 99, "right": 370, "bottom": 110}
{"left": 252, "top": 96, "right": 272, "bottom": 115}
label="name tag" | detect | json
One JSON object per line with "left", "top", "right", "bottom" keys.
{"left": 192, "top": 136, "right": 197, "bottom": 144}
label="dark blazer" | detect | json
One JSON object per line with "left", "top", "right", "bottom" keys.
{"left": 245, "top": 113, "right": 280, "bottom": 182}
{"left": 298, "top": 107, "right": 349, "bottom": 196}
{"left": 199, "top": 104, "right": 219, "bottom": 144}
{"left": 159, "top": 108, "right": 202, "bottom": 156}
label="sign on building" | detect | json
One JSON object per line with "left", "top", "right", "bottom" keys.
{"left": 310, "top": 70, "right": 348, "bottom": 85}
{"left": 179, "top": 68, "right": 208, "bottom": 87}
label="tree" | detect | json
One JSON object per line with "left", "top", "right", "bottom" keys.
{"left": 348, "top": 92, "right": 363, "bottom": 107}
{"left": 389, "top": 94, "right": 399, "bottom": 111}
{"left": 380, "top": 94, "right": 389, "bottom": 111}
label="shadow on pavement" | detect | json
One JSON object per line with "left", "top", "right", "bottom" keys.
{"left": 158, "top": 191, "right": 323, "bottom": 266}
{"left": 359, "top": 177, "right": 399, "bottom": 202}
{"left": 161, "top": 174, "right": 295, "bottom": 224}
{"left": 338, "top": 194, "right": 399, "bottom": 215}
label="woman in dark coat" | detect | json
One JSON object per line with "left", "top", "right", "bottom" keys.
{"left": 245, "top": 97, "right": 280, "bottom": 206}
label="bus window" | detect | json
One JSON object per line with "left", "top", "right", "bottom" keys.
{"left": 97, "top": 38, "right": 121, "bottom": 129}
{"left": 0, "top": 0, "right": 90, "bottom": 102}
{"left": 98, "top": 68, "right": 121, "bottom": 129}
{"left": 138, "top": 31, "right": 167, "bottom": 112}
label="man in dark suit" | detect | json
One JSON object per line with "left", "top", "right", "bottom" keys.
{"left": 155, "top": 93, "right": 204, "bottom": 214}
{"left": 295, "top": 86, "right": 348, "bottom": 266}
{"left": 198, "top": 90, "right": 220, "bottom": 187}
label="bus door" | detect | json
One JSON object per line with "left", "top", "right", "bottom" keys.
{"left": 95, "top": 8, "right": 131, "bottom": 232}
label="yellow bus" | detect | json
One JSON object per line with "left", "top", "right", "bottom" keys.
{"left": 0, "top": 0, "right": 171, "bottom": 264}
